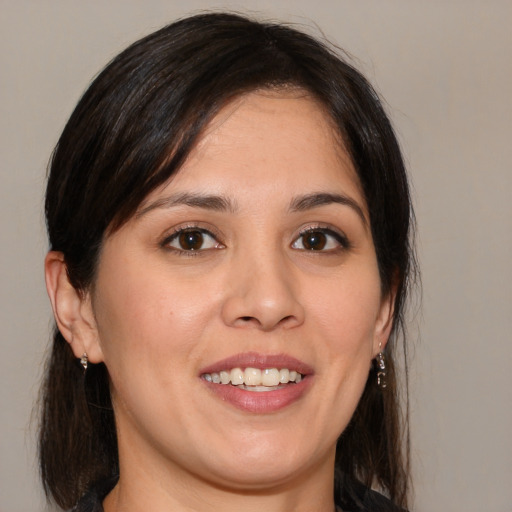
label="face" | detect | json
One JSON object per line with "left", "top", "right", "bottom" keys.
{"left": 85, "top": 91, "right": 393, "bottom": 491}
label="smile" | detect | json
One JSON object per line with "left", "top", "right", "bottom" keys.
{"left": 199, "top": 353, "right": 313, "bottom": 413}
{"left": 201, "top": 367, "right": 303, "bottom": 390}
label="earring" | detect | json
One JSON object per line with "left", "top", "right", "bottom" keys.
{"left": 375, "top": 344, "right": 387, "bottom": 389}
{"left": 80, "top": 353, "right": 88, "bottom": 371}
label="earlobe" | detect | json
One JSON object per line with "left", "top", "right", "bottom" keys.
{"left": 373, "top": 287, "right": 397, "bottom": 357}
{"left": 44, "top": 251, "right": 104, "bottom": 363}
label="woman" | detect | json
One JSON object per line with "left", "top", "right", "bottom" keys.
{"left": 40, "top": 12, "right": 415, "bottom": 512}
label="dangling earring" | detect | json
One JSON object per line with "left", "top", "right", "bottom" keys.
{"left": 80, "top": 353, "right": 88, "bottom": 371}
{"left": 375, "top": 343, "right": 387, "bottom": 389}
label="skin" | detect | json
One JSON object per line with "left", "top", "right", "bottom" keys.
{"left": 45, "top": 91, "right": 394, "bottom": 512}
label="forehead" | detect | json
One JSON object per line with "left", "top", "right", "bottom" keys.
{"left": 140, "top": 90, "right": 365, "bottom": 213}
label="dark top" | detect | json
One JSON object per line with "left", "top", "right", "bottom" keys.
{"left": 72, "top": 474, "right": 405, "bottom": 512}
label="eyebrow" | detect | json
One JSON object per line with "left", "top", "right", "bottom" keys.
{"left": 137, "top": 190, "right": 367, "bottom": 226}
{"left": 136, "top": 192, "right": 238, "bottom": 218}
{"left": 289, "top": 192, "right": 367, "bottom": 226}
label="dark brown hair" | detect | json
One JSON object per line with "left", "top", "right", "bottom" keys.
{"left": 40, "top": 12, "right": 416, "bottom": 510}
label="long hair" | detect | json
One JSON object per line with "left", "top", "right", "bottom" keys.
{"left": 40, "top": 12, "right": 416, "bottom": 509}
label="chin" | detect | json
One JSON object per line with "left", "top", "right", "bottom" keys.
{"left": 192, "top": 432, "right": 324, "bottom": 491}
{"left": 201, "top": 460, "right": 310, "bottom": 492}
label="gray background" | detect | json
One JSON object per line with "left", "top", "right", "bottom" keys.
{"left": 1, "top": 1, "right": 511, "bottom": 511}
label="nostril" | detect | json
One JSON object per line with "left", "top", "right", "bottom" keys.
{"left": 238, "top": 314, "right": 297, "bottom": 328}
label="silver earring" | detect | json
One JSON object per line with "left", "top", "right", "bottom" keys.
{"left": 375, "top": 344, "right": 387, "bottom": 389}
{"left": 80, "top": 353, "right": 88, "bottom": 371}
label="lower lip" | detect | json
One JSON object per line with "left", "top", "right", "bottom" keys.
{"left": 202, "top": 377, "right": 312, "bottom": 413}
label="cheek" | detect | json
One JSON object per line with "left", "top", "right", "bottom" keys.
{"left": 90, "top": 262, "right": 217, "bottom": 438}
{"left": 91, "top": 258, "right": 216, "bottom": 378}
{"left": 311, "top": 273, "right": 382, "bottom": 344}
{"left": 306, "top": 265, "right": 382, "bottom": 388}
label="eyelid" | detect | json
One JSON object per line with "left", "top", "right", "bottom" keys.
{"left": 160, "top": 223, "right": 225, "bottom": 253}
{"left": 292, "top": 224, "right": 350, "bottom": 251}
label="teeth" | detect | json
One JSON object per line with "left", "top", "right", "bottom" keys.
{"left": 238, "top": 385, "right": 280, "bottom": 392}
{"left": 230, "top": 368, "right": 244, "bottom": 385}
{"left": 244, "top": 367, "right": 261, "bottom": 385}
{"left": 203, "top": 367, "right": 304, "bottom": 387}
{"left": 262, "top": 368, "right": 280, "bottom": 386}
{"left": 279, "top": 368, "right": 290, "bottom": 383}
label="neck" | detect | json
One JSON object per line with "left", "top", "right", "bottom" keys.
{"left": 105, "top": 482, "right": 336, "bottom": 512}
{"left": 104, "top": 446, "right": 336, "bottom": 512}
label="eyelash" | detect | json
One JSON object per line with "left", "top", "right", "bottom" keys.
{"left": 161, "top": 225, "right": 224, "bottom": 257}
{"left": 160, "top": 224, "right": 350, "bottom": 256}
{"left": 292, "top": 226, "right": 350, "bottom": 252}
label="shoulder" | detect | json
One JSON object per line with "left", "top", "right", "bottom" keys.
{"left": 72, "top": 473, "right": 405, "bottom": 512}
{"left": 70, "top": 477, "right": 118, "bottom": 512}
{"left": 343, "top": 487, "right": 406, "bottom": 512}
{"left": 335, "top": 472, "right": 407, "bottom": 512}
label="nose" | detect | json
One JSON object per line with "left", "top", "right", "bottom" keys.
{"left": 221, "top": 251, "right": 305, "bottom": 331}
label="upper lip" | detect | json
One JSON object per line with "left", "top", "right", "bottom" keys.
{"left": 199, "top": 351, "right": 314, "bottom": 376}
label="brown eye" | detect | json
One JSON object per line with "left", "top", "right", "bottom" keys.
{"left": 166, "top": 228, "right": 220, "bottom": 252}
{"left": 301, "top": 231, "right": 327, "bottom": 250}
{"left": 291, "top": 228, "right": 348, "bottom": 252}
{"left": 178, "top": 230, "right": 204, "bottom": 250}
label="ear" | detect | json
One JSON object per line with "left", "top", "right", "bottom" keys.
{"left": 372, "top": 285, "right": 397, "bottom": 357}
{"left": 44, "top": 251, "right": 104, "bottom": 363}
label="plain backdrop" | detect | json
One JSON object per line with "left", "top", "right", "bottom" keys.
{"left": 1, "top": 1, "right": 511, "bottom": 511}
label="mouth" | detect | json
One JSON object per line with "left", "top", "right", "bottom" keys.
{"left": 199, "top": 352, "right": 313, "bottom": 412}
{"left": 201, "top": 367, "right": 303, "bottom": 391}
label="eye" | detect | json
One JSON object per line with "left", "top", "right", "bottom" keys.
{"left": 291, "top": 228, "right": 348, "bottom": 251}
{"left": 165, "top": 228, "right": 222, "bottom": 252}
